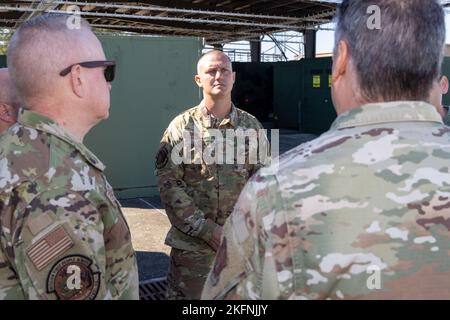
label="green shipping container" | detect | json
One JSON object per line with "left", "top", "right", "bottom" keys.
{"left": 272, "top": 57, "right": 336, "bottom": 134}
{"left": 441, "top": 57, "right": 450, "bottom": 106}
{"left": 84, "top": 35, "right": 203, "bottom": 199}
{"left": 273, "top": 61, "right": 304, "bottom": 130}
{"left": 301, "top": 57, "right": 336, "bottom": 134}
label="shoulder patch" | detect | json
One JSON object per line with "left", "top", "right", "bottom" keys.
{"left": 27, "top": 226, "right": 74, "bottom": 271}
{"left": 155, "top": 146, "right": 169, "bottom": 169}
{"left": 46, "top": 255, "right": 101, "bottom": 300}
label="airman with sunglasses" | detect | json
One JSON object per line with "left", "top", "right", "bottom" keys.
{"left": 0, "top": 13, "right": 138, "bottom": 300}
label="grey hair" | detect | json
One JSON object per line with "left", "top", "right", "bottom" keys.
{"left": 335, "top": 0, "right": 445, "bottom": 102}
{"left": 7, "top": 13, "right": 91, "bottom": 104}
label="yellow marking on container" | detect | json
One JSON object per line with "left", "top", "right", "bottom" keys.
{"left": 313, "top": 75, "right": 321, "bottom": 88}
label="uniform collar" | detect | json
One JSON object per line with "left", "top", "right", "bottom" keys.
{"left": 198, "top": 103, "right": 238, "bottom": 128}
{"left": 18, "top": 108, "right": 106, "bottom": 171}
{"left": 332, "top": 101, "right": 443, "bottom": 130}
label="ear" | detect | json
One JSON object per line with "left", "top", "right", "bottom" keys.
{"left": 69, "top": 64, "right": 85, "bottom": 98}
{"left": 332, "top": 40, "right": 350, "bottom": 84}
{"left": 232, "top": 71, "right": 236, "bottom": 84}
{"left": 441, "top": 75, "right": 449, "bottom": 95}
{"left": 0, "top": 103, "right": 16, "bottom": 124}
{"left": 194, "top": 74, "right": 203, "bottom": 88}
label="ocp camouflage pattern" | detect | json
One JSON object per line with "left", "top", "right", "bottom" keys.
{"left": 202, "top": 101, "right": 450, "bottom": 300}
{"left": 0, "top": 109, "right": 139, "bottom": 300}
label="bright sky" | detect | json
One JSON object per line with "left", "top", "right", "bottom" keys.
{"left": 316, "top": 12, "right": 450, "bottom": 54}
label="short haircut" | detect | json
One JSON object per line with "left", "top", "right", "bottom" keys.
{"left": 335, "top": 0, "right": 445, "bottom": 102}
{"left": 197, "top": 50, "right": 232, "bottom": 73}
{"left": 7, "top": 13, "right": 91, "bottom": 103}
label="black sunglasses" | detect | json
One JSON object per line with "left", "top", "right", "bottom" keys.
{"left": 59, "top": 60, "right": 116, "bottom": 82}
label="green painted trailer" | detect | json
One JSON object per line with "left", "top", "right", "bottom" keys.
{"left": 84, "top": 35, "right": 203, "bottom": 199}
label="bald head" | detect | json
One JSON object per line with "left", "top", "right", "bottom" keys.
{"left": 197, "top": 50, "right": 232, "bottom": 74}
{"left": 0, "top": 68, "right": 20, "bottom": 133}
{"left": 7, "top": 13, "right": 103, "bottom": 106}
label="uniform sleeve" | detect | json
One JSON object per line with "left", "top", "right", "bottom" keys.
{"left": 201, "top": 177, "right": 264, "bottom": 300}
{"left": 249, "top": 120, "right": 271, "bottom": 177}
{"left": 12, "top": 187, "right": 138, "bottom": 300}
{"left": 201, "top": 172, "right": 284, "bottom": 300}
{"left": 155, "top": 128, "right": 220, "bottom": 246}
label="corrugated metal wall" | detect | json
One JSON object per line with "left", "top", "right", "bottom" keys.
{"left": 84, "top": 35, "right": 203, "bottom": 199}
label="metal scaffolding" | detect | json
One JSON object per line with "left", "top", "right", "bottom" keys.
{"left": 2, "top": 1, "right": 450, "bottom": 62}
{"left": 0, "top": 0, "right": 338, "bottom": 43}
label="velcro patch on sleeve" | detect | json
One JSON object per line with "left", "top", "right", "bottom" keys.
{"left": 27, "top": 226, "right": 74, "bottom": 271}
{"left": 27, "top": 212, "right": 53, "bottom": 236}
{"left": 46, "top": 255, "right": 101, "bottom": 300}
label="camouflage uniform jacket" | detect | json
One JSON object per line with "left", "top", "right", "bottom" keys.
{"left": 202, "top": 101, "right": 450, "bottom": 300}
{"left": 0, "top": 109, "right": 139, "bottom": 300}
{"left": 155, "top": 104, "right": 269, "bottom": 252}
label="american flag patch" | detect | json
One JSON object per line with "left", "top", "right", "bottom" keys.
{"left": 27, "top": 226, "right": 74, "bottom": 271}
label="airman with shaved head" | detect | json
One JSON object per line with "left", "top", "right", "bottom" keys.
{"left": 155, "top": 50, "right": 269, "bottom": 299}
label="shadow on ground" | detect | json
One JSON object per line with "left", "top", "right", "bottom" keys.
{"left": 119, "top": 196, "right": 163, "bottom": 209}
{"left": 136, "top": 251, "right": 170, "bottom": 281}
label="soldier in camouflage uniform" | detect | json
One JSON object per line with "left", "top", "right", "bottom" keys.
{"left": 202, "top": 0, "right": 450, "bottom": 300}
{"left": 0, "top": 14, "right": 138, "bottom": 300}
{"left": 0, "top": 68, "right": 20, "bottom": 134}
{"left": 156, "top": 50, "right": 269, "bottom": 299}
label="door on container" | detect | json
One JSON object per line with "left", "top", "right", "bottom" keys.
{"left": 273, "top": 61, "right": 303, "bottom": 130}
{"left": 0, "top": 55, "right": 6, "bottom": 68}
{"left": 232, "top": 62, "right": 274, "bottom": 122}
{"left": 302, "top": 58, "right": 337, "bottom": 134}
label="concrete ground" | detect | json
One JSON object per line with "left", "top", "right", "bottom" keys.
{"left": 120, "top": 196, "right": 171, "bottom": 283}
{"left": 120, "top": 132, "right": 319, "bottom": 283}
